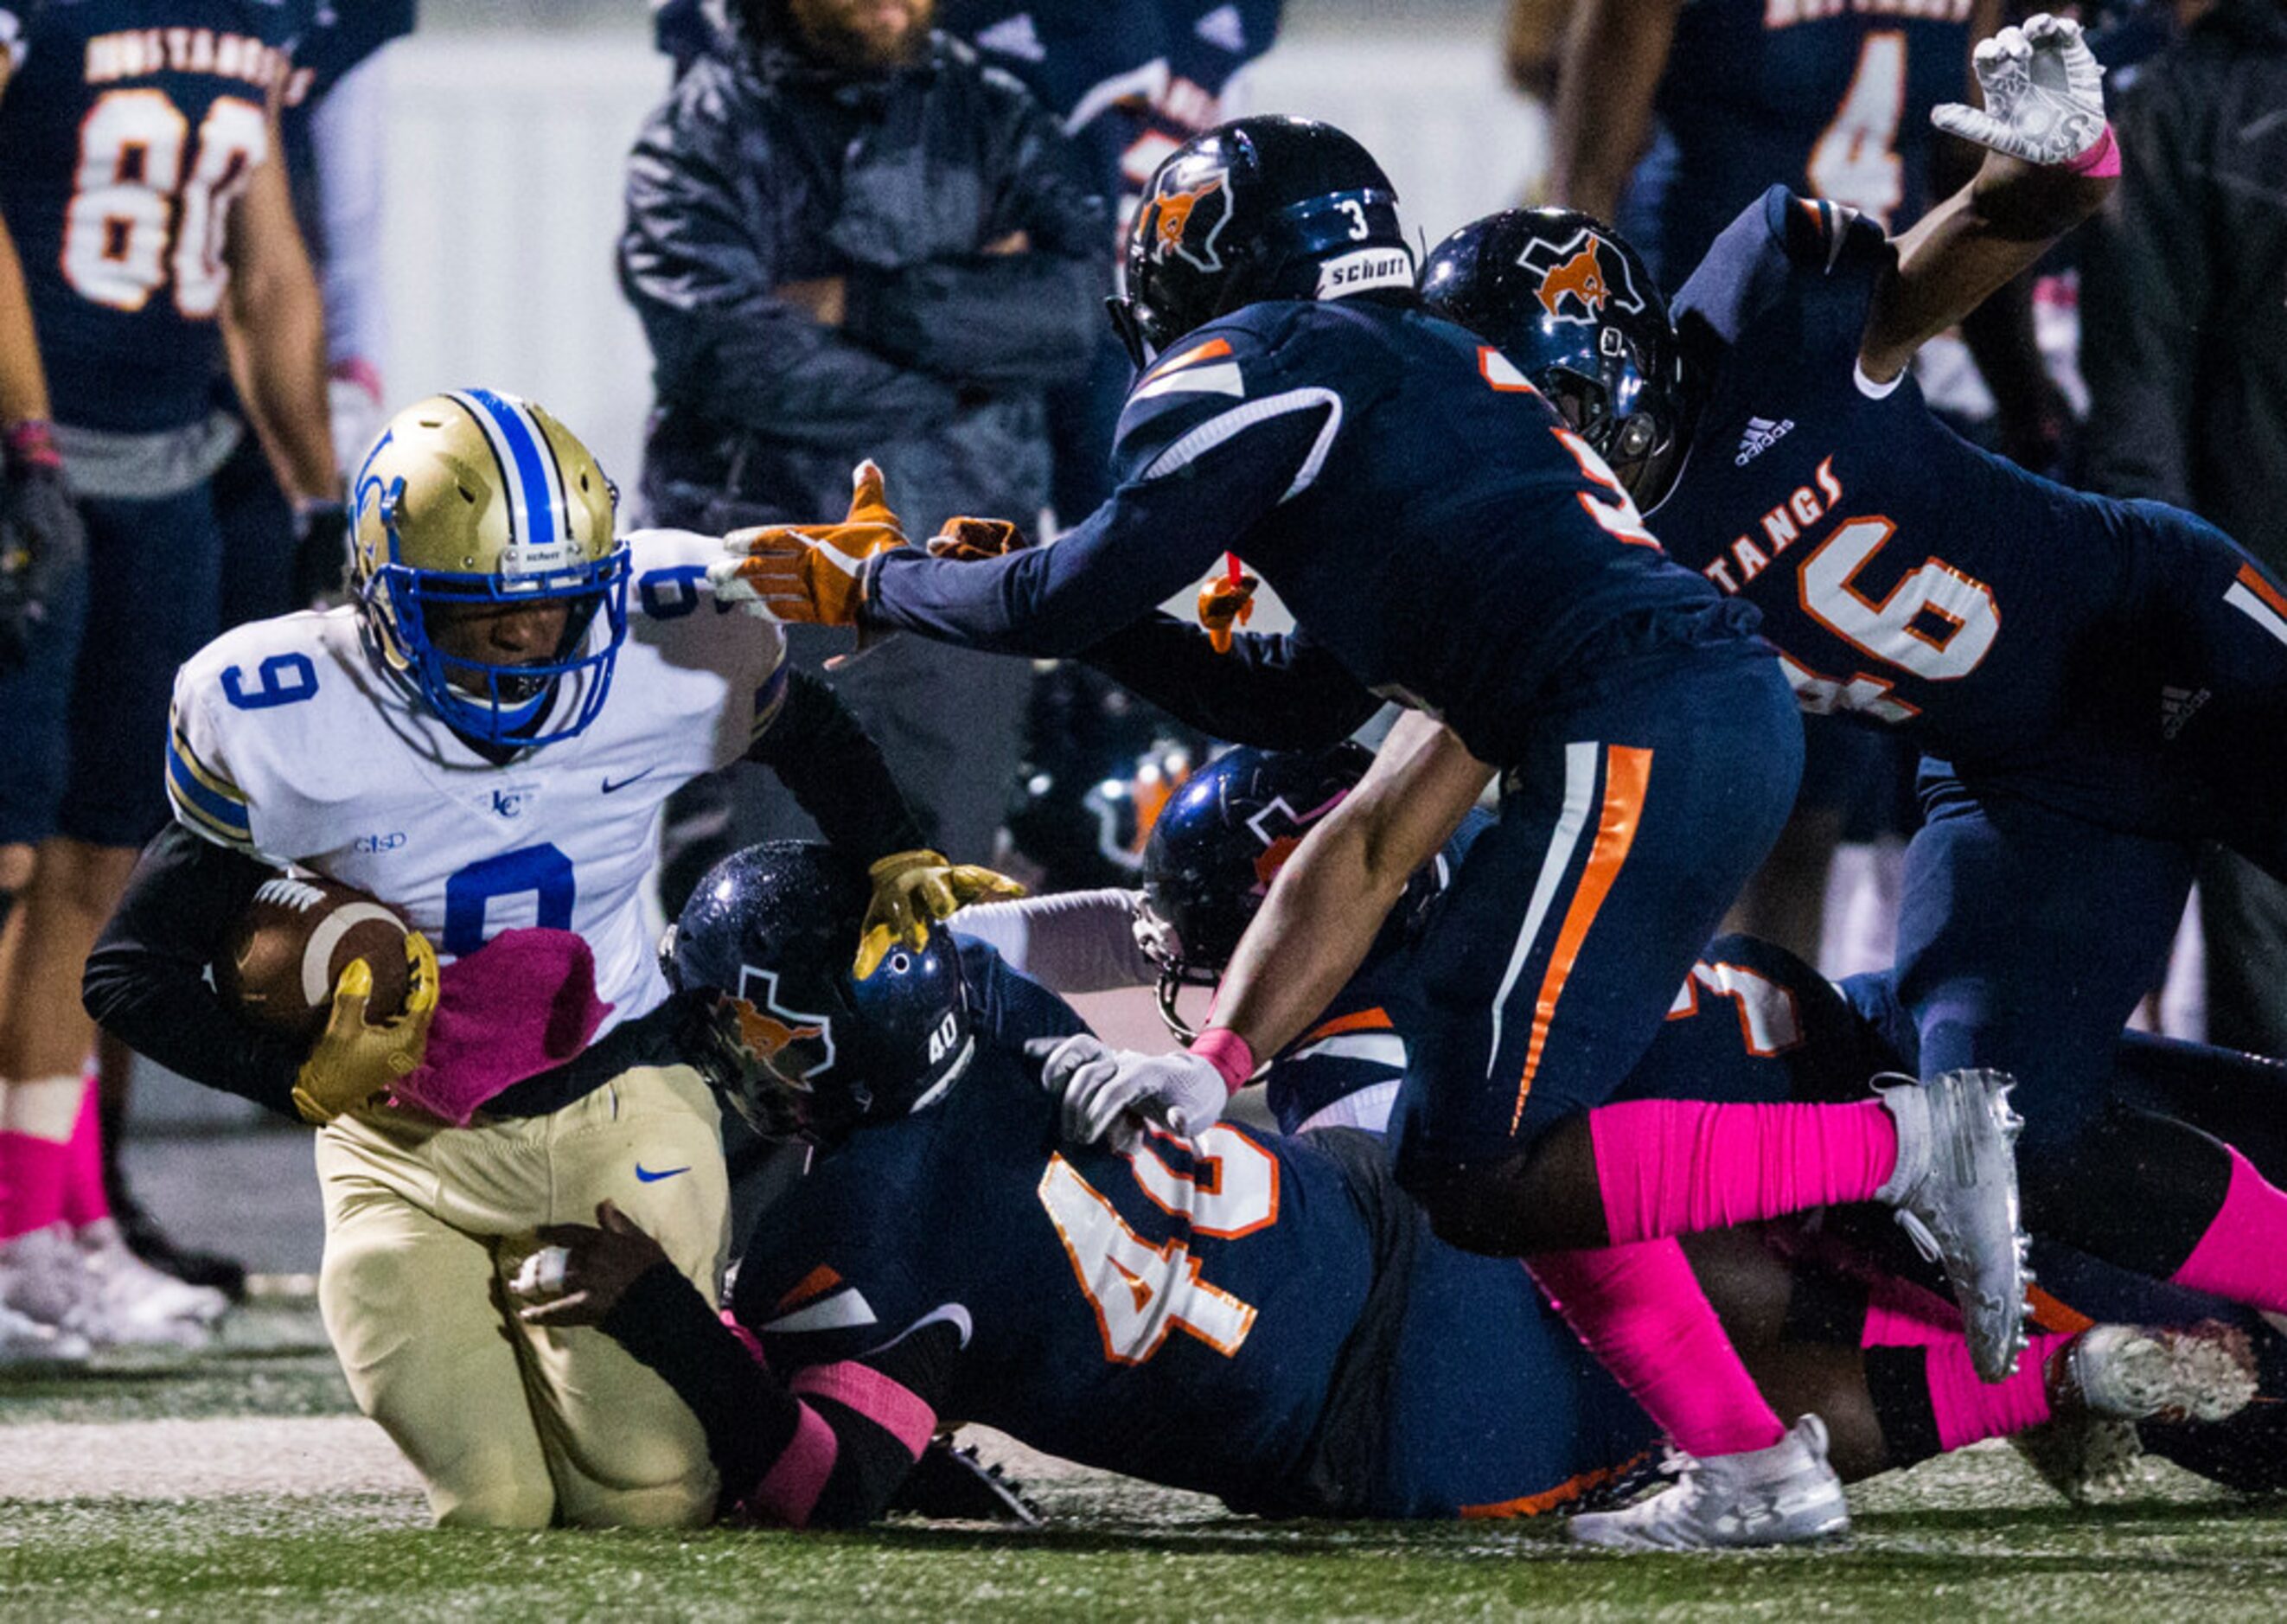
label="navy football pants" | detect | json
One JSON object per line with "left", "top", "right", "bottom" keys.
{"left": 1389, "top": 654, "right": 1804, "bottom": 1184}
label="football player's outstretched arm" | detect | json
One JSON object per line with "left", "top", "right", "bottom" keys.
{"left": 854, "top": 386, "right": 1332, "bottom": 657}
{"left": 1545, "top": 0, "right": 1682, "bottom": 221}
{"left": 1860, "top": 13, "right": 2115, "bottom": 385}
{"left": 517, "top": 1202, "right": 957, "bottom": 1528}
{"left": 1206, "top": 713, "right": 1495, "bottom": 1064}
{"left": 220, "top": 105, "right": 338, "bottom": 506}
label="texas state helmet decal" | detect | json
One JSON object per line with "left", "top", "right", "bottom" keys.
{"left": 1518, "top": 227, "right": 1647, "bottom": 325}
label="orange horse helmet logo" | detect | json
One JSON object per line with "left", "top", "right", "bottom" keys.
{"left": 1149, "top": 169, "right": 1234, "bottom": 273}
{"left": 1517, "top": 228, "right": 1646, "bottom": 326}
{"left": 731, "top": 967, "right": 835, "bottom": 1085}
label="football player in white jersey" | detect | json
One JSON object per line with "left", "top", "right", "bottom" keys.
{"left": 81, "top": 389, "right": 1013, "bottom": 1528}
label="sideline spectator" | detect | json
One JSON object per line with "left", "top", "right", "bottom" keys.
{"left": 623, "top": 0, "right": 1102, "bottom": 900}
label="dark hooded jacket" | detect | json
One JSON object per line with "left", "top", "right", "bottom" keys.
{"left": 620, "top": 3, "right": 1106, "bottom": 534}
{"left": 2081, "top": 0, "right": 2287, "bottom": 566}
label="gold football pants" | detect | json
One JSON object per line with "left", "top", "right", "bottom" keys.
{"left": 315, "top": 1062, "right": 729, "bottom": 1529}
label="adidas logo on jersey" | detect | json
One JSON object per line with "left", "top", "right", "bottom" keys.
{"left": 2161, "top": 685, "right": 2210, "bottom": 740}
{"left": 1736, "top": 417, "right": 1795, "bottom": 465}
{"left": 974, "top": 12, "right": 1046, "bottom": 62}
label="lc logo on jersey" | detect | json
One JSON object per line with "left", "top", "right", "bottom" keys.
{"left": 1150, "top": 167, "right": 1233, "bottom": 272}
{"left": 731, "top": 967, "right": 836, "bottom": 1085}
{"left": 1518, "top": 227, "right": 1646, "bottom": 324}
{"left": 489, "top": 785, "right": 540, "bottom": 819}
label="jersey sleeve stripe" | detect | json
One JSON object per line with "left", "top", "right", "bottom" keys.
{"left": 1140, "top": 387, "right": 1345, "bottom": 503}
{"left": 165, "top": 732, "right": 252, "bottom": 836}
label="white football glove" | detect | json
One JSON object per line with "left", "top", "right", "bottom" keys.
{"left": 1932, "top": 13, "right": 2106, "bottom": 169}
{"left": 1030, "top": 1035, "right": 1230, "bottom": 1145}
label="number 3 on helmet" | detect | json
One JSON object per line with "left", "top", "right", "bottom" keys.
{"left": 348, "top": 388, "right": 631, "bottom": 749}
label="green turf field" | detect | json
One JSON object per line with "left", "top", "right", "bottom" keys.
{"left": 5, "top": 1296, "right": 2286, "bottom": 1621}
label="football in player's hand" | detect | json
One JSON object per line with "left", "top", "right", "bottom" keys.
{"left": 220, "top": 874, "right": 412, "bottom": 1039}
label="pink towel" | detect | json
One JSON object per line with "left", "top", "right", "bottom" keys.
{"left": 391, "top": 929, "right": 613, "bottom": 1127}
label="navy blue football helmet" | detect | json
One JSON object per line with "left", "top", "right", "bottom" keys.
{"left": 1419, "top": 209, "right": 1689, "bottom": 508}
{"left": 1110, "top": 115, "right": 1415, "bottom": 368}
{"left": 664, "top": 841, "right": 972, "bottom": 1145}
{"left": 1137, "top": 741, "right": 1447, "bottom": 1039}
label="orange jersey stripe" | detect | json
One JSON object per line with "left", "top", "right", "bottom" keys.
{"left": 1511, "top": 745, "right": 1653, "bottom": 1133}
{"left": 773, "top": 1263, "right": 843, "bottom": 1315}
{"left": 1299, "top": 1007, "right": 1396, "bottom": 1045}
{"left": 1153, "top": 336, "right": 1235, "bottom": 376}
{"left": 1460, "top": 1450, "right": 1656, "bottom": 1519}
{"left": 2239, "top": 562, "right": 2287, "bottom": 622}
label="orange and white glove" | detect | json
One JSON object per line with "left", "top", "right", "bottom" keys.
{"left": 709, "top": 459, "right": 909, "bottom": 626}
{"left": 926, "top": 515, "right": 1030, "bottom": 563}
{"left": 292, "top": 933, "right": 439, "bottom": 1125}
{"left": 1198, "top": 569, "right": 1258, "bottom": 655}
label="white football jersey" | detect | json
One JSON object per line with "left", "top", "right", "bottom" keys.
{"left": 166, "top": 528, "right": 788, "bottom": 1033}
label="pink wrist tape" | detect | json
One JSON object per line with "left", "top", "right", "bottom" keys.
{"left": 2068, "top": 125, "right": 2120, "bottom": 178}
{"left": 1191, "top": 1027, "right": 1257, "bottom": 1095}
{"left": 3, "top": 419, "right": 61, "bottom": 471}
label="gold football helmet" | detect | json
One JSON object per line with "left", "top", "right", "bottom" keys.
{"left": 349, "top": 389, "right": 630, "bottom": 747}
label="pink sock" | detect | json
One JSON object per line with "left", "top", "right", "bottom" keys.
{"left": 59, "top": 1069, "right": 110, "bottom": 1230}
{"left": 1, "top": 1074, "right": 93, "bottom": 1242}
{"left": 2169, "top": 1148, "right": 2287, "bottom": 1313}
{"left": 1528, "top": 1238, "right": 1787, "bottom": 1458}
{"left": 0, "top": 1134, "right": 71, "bottom": 1243}
{"left": 1861, "top": 1273, "right": 1964, "bottom": 1348}
{"left": 1926, "top": 1333, "right": 2070, "bottom": 1452}
{"left": 1590, "top": 1097, "right": 1900, "bottom": 1245}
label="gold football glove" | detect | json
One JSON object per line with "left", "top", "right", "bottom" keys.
{"left": 292, "top": 932, "right": 439, "bottom": 1125}
{"left": 857, "top": 849, "right": 1026, "bottom": 980}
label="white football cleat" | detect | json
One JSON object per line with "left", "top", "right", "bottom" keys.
{"left": 2062, "top": 1321, "right": 2258, "bottom": 1425}
{"left": 0, "top": 1223, "right": 97, "bottom": 1337}
{"left": 0, "top": 1300, "right": 90, "bottom": 1366}
{"left": 77, "top": 1218, "right": 231, "bottom": 1327}
{"left": 1568, "top": 1415, "right": 1850, "bottom": 1551}
{"left": 1875, "top": 1069, "right": 2031, "bottom": 1381}
{"left": 2015, "top": 1321, "right": 2258, "bottom": 1501}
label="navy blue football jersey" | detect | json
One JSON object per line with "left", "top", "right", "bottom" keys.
{"left": 737, "top": 941, "right": 1654, "bottom": 1519}
{"left": 0, "top": 0, "right": 298, "bottom": 433}
{"left": 865, "top": 299, "right": 1765, "bottom": 767}
{"left": 1658, "top": 186, "right": 2287, "bottom": 826}
{"left": 1645, "top": 0, "right": 1975, "bottom": 288}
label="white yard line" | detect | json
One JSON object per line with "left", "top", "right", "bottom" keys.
{"left": 0, "top": 1416, "right": 421, "bottom": 1499}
